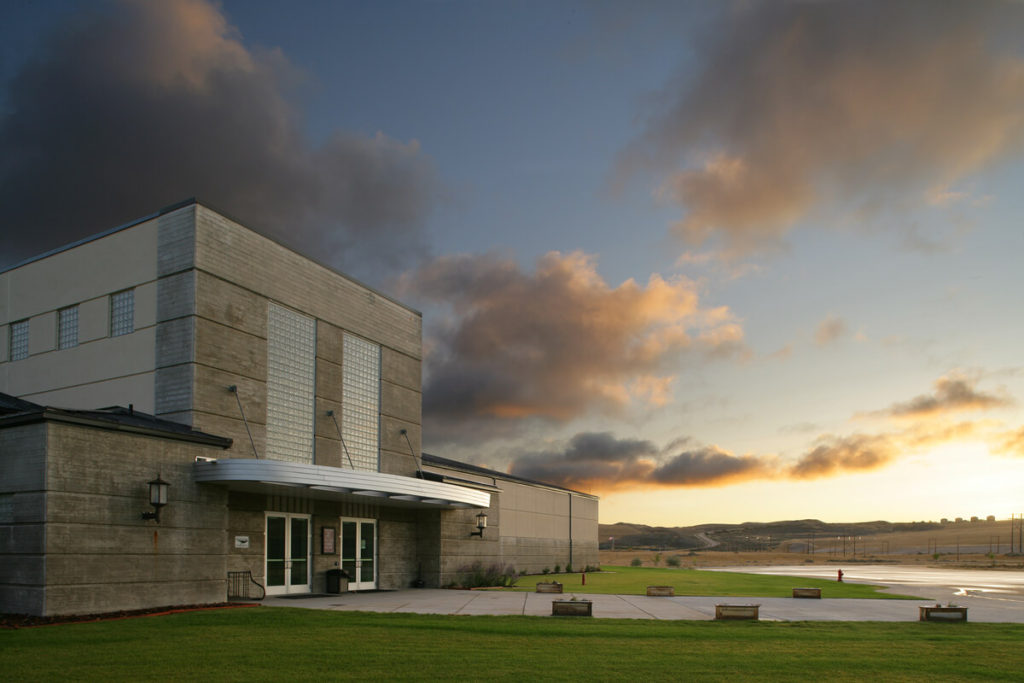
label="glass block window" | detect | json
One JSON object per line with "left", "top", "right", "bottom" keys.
{"left": 110, "top": 289, "right": 134, "bottom": 336}
{"left": 266, "top": 303, "right": 316, "bottom": 463}
{"left": 58, "top": 306, "right": 78, "bottom": 349}
{"left": 9, "top": 320, "right": 29, "bottom": 361}
{"left": 342, "top": 333, "right": 381, "bottom": 472}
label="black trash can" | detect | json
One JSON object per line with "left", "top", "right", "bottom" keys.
{"left": 326, "top": 569, "right": 344, "bottom": 594}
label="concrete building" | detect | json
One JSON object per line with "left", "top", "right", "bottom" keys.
{"left": 0, "top": 200, "right": 598, "bottom": 616}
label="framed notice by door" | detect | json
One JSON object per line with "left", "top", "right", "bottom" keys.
{"left": 322, "top": 526, "right": 337, "bottom": 555}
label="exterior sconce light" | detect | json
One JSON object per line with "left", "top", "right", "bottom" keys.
{"left": 141, "top": 475, "right": 170, "bottom": 523}
{"left": 470, "top": 512, "right": 488, "bottom": 537}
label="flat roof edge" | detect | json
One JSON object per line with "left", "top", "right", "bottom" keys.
{"left": 0, "top": 208, "right": 166, "bottom": 275}
{"left": 422, "top": 452, "right": 599, "bottom": 500}
{"left": 0, "top": 408, "right": 233, "bottom": 448}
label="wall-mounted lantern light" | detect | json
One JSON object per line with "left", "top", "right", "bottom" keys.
{"left": 141, "top": 475, "right": 170, "bottom": 523}
{"left": 470, "top": 511, "right": 488, "bottom": 537}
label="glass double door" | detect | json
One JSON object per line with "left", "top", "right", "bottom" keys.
{"left": 266, "top": 513, "right": 310, "bottom": 595}
{"left": 340, "top": 518, "right": 376, "bottom": 591}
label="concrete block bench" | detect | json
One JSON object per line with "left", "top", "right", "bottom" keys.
{"left": 715, "top": 604, "right": 760, "bottom": 620}
{"left": 552, "top": 599, "right": 592, "bottom": 616}
{"left": 646, "top": 585, "right": 675, "bottom": 597}
{"left": 919, "top": 606, "right": 968, "bottom": 622}
{"left": 536, "top": 581, "right": 563, "bottom": 593}
{"left": 792, "top": 587, "right": 822, "bottom": 599}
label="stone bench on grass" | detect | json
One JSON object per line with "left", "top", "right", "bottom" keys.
{"left": 552, "top": 599, "right": 592, "bottom": 616}
{"left": 792, "top": 587, "right": 821, "bottom": 599}
{"left": 646, "top": 585, "right": 675, "bottom": 597}
{"left": 715, "top": 604, "right": 760, "bottom": 620}
{"left": 535, "top": 581, "right": 563, "bottom": 593}
{"left": 920, "top": 606, "right": 967, "bottom": 622}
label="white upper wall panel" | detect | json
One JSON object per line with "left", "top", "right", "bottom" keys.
{"left": 0, "top": 216, "right": 160, "bottom": 322}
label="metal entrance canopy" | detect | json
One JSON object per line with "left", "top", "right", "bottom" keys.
{"left": 194, "top": 459, "right": 490, "bottom": 509}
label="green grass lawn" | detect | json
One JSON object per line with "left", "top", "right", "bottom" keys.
{"left": 512, "top": 565, "right": 918, "bottom": 599}
{"left": 4, "top": 607, "right": 1023, "bottom": 681}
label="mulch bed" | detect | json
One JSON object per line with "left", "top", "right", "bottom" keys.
{"left": 1, "top": 602, "right": 260, "bottom": 629}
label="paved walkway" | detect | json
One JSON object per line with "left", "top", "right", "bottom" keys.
{"left": 262, "top": 584, "right": 1024, "bottom": 623}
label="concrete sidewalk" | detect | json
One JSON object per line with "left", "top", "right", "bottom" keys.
{"left": 262, "top": 587, "right": 1024, "bottom": 623}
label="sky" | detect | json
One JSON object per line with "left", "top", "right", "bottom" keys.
{"left": 3, "top": 0, "right": 1024, "bottom": 526}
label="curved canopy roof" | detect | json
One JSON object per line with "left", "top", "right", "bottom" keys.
{"left": 193, "top": 459, "right": 490, "bottom": 509}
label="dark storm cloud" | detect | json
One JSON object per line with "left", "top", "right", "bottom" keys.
{"left": 508, "top": 432, "right": 770, "bottom": 491}
{"left": 404, "top": 250, "right": 743, "bottom": 444}
{"left": 509, "top": 432, "right": 660, "bottom": 489}
{"left": 650, "top": 447, "right": 769, "bottom": 486}
{"left": 0, "top": 0, "right": 438, "bottom": 275}
{"left": 616, "top": 0, "right": 1024, "bottom": 254}
{"left": 502, "top": 373, "right": 1020, "bottom": 493}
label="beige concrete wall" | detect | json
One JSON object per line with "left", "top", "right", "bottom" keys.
{"left": 9, "top": 329, "right": 157, "bottom": 412}
{"left": 0, "top": 217, "right": 159, "bottom": 322}
{"left": 187, "top": 204, "right": 423, "bottom": 472}
{"left": 44, "top": 422, "right": 229, "bottom": 616}
{"left": 2, "top": 202, "right": 423, "bottom": 477}
{"left": 380, "top": 346, "right": 422, "bottom": 477}
{"left": 0, "top": 420, "right": 231, "bottom": 617}
{"left": 425, "top": 461, "right": 600, "bottom": 584}
{"left": 0, "top": 216, "right": 161, "bottom": 411}
{"left": 0, "top": 423, "right": 48, "bottom": 615}
{"left": 223, "top": 493, "right": 437, "bottom": 594}
{"left": 377, "top": 508, "right": 422, "bottom": 590}
{"left": 194, "top": 205, "right": 421, "bottom": 359}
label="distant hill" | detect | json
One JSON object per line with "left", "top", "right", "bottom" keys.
{"left": 598, "top": 519, "right": 945, "bottom": 551}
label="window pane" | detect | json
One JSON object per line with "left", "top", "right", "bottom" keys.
{"left": 290, "top": 518, "right": 309, "bottom": 586}
{"left": 360, "top": 521, "right": 374, "bottom": 582}
{"left": 342, "top": 334, "right": 380, "bottom": 472}
{"left": 341, "top": 521, "right": 357, "bottom": 579}
{"left": 58, "top": 306, "right": 78, "bottom": 350}
{"left": 9, "top": 320, "right": 29, "bottom": 361}
{"left": 266, "top": 303, "right": 316, "bottom": 463}
{"left": 266, "top": 517, "right": 286, "bottom": 587}
{"left": 110, "top": 290, "right": 134, "bottom": 336}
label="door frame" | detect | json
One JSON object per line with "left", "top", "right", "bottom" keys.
{"left": 339, "top": 517, "right": 377, "bottom": 591}
{"left": 264, "top": 512, "right": 312, "bottom": 596}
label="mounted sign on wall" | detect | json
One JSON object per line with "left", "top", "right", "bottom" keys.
{"left": 322, "top": 527, "right": 337, "bottom": 555}
{"left": 234, "top": 535, "right": 250, "bottom": 549}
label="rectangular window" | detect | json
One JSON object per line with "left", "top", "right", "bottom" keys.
{"left": 58, "top": 305, "right": 78, "bottom": 350}
{"left": 9, "top": 320, "right": 29, "bottom": 361}
{"left": 266, "top": 303, "right": 316, "bottom": 464}
{"left": 110, "top": 289, "right": 134, "bottom": 336}
{"left": 342, "top": 333, "right": 381, "bottom": 472}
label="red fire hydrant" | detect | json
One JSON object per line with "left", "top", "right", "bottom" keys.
{"left": 837, "top": 569, "right": 844, "bottom": 582}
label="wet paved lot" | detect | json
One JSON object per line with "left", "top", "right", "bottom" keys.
{"left": 263, "top": 565, "right": 1024, "bottom": 623}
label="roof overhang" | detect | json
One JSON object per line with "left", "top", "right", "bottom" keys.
{"left": 193, "top": 459, "right": 490, "bottom": 509}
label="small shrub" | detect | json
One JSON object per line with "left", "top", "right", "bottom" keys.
{"left": 565, "top": 564, "right": 573, "bottom": 574}
{"left": 454, "top": 562, "right": 518, "bottom": 588}
{"left": 666, "top": 555, "right": 681, "bottom": 568}
{"left": 630, "top": 557, "right": 643, "bottom": 567}
{"left": 653, "top": 553, "right": 662, "bottom": 566}
{"left": 554, "top": 564, "right": 561, "bottom": 574}
{"left": 542, "top": 567, "right": 550, "bottom": 574}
